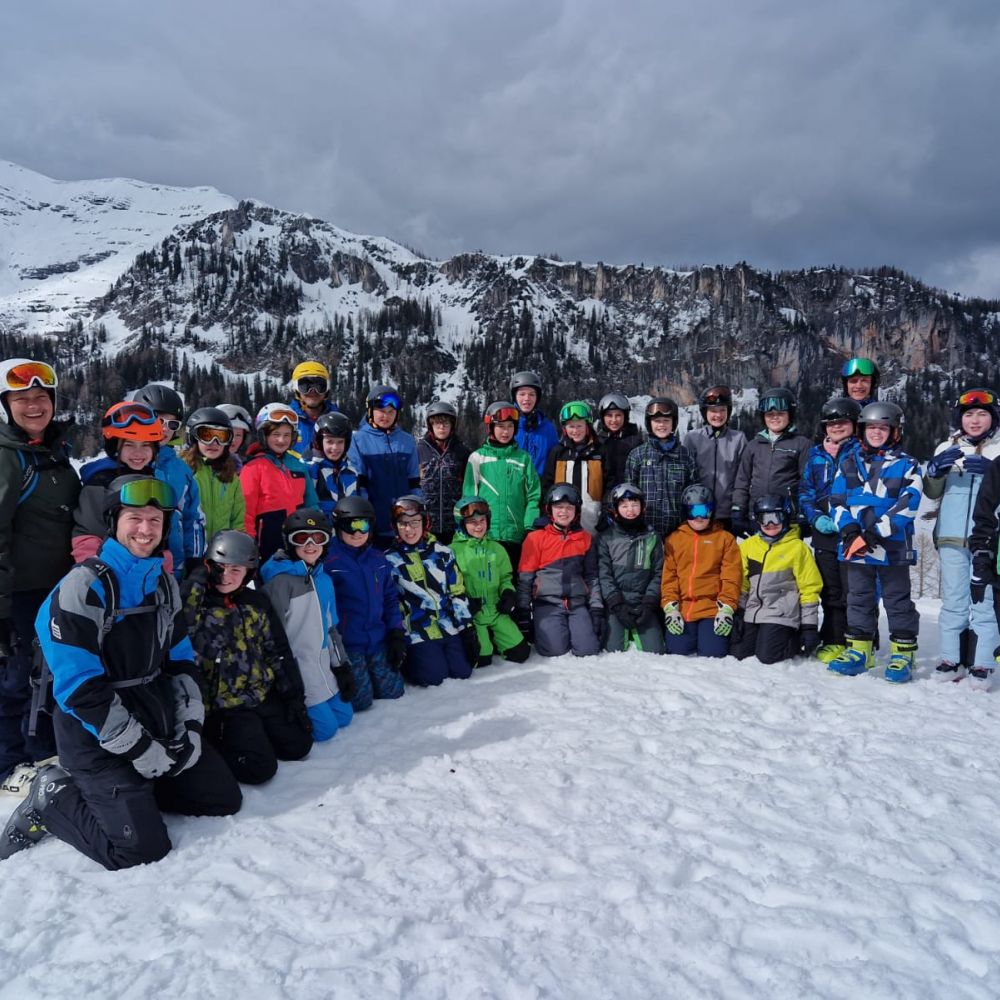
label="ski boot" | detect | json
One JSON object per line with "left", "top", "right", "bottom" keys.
{"left": 968, "top": 667, "right": 994, "bottom": 692}
{"left": 0, "top": 764, "right": 71, "bottom": 862}
{"left": 827, "top": 634, "right": 874, "bottom": 676}
{"left": 816, "top": 644, "right": 846, "bottom": 664}
{"left": 933, "top": 661, "right": 966, "bottom": 683}
{"left": 885, "top": 636, "right": 917, "bottom": 684}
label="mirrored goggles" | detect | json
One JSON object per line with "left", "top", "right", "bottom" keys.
{"left": 559, "top": 402, "right": 592, "bottom": 423}
{"left": 461, "top": 504, "right": 490, "bottom": 521}
{"left": 958, "top": 389, "right": 996, "bottom": 407}
{"left": 297, "top": 377, "right": 328, "bottom": 395}
{"left": 288, "top": 529, "right": 330, "bottom": 547}
{"left": 613, "top": 489, "right": 643, "bottom": 504}
{"left": 841, "top": 358, "right": 877, "bottom": 378}
{"left": 487, "top": 406, "right": 520, "bottom": 424}
{"left": 759, "top": 396, "right": 791, "bottom": 413}
{"left": 646, "top": 407, "right": 674, "bottom": 420}
{"left": 685, "top": 504, "right": 713, "bottom": 519}
{"left": 107, "top": 403, "right": 158, "bottom": 428}
{"left": 194, "top": 424, "right": 233, "bottom": 445}
{"left": 757, "top": 511, "right": 785, "bottom": 527}
{"left": 161, "top": 417, "right": 182, "bottom": 433}
{"left": 119, "top": 478, "right": 175, "bottom": 510}
{"left": 372, "top": 392, "right": 401, "bottom": 410}
{"left": 336, "top": 518, "right": 371, "bottom": 535}
{"left": 260, "top": 406, "right": 299, "bottom": 427}
{"left": 702, "top": 389, "right": 730, "bottom": 406}
{"left": 3, "top": 361, "right": 57, "bottom": 391}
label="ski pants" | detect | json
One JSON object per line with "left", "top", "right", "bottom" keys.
{"left": 845, "top": 563, "right": 919, "bottom": 639}
{"left": 40, "top": 742, "right": 242, "bottom": 871}
{"left": 0, "top": 588, "right": 56, "bottom": 784}
{"left": 203, "top": 694, "right": 313, "bottom": 785}
{"left": 731, "top": 622, "right": 800, "bottom": 664}
{"left": 605, "top": 614, "right": 666, "bottom": 654}
{"left": 938, "top": 546, "right": 1000, "bottom": 667}
{"left": 404, "top": 633, "right": 474, "bottom": 687}
{"left": 472, "top": 610, "right": 527, "bottom": 659}
{"left": 665, "top": 618, "right": 729, "bottom": 658}
{"left": 307, "top": 694, "right": 354, "bottom": 742}
{"left": 345, "top": 646, "right": 405, "bottom": 711}
{"left": 533, "top": 603, "right": 600, "bottom": 658}
{"left": 814, "top": 544, "right": 849, "bottom": 647}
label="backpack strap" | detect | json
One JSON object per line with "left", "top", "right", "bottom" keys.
{"left": 80, "top": 558, "right": 163, "bottom": 645}
{"left": 16, "top": 450, "right": 39, "bottom": 506}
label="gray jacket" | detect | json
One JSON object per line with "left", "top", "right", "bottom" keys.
{"left": 732, "top": 429, "right": 811, "bottom": 516}
{"left": 682, "top": 426, "right": 747, "bottom": 519}
{"left": 596, "top": 522, "right": 664, "bottom": 608}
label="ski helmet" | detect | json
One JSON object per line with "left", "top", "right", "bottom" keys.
{"left": 366, "top": 384, "right": 402, "bottom": 423}
{"left": 291, "top": 360, "right": 330, "bottom": 400}
{"left": 644, "top": 396, "right": 679, "bottom": 434}
{"left": 282, "top": 507, "right": 332, "bottom": 555}
{"left": 0, "top": 358, "right": 58, "bottom": 424}
{"left": 132, "top": 383, "right": 184, "bottom": 418}
{"left": 751, "top": 493, "right": 793, "bottom": 532}
{"left": 598, "top": 391, "right": 630, "bottom": 419}
{"left": 758, "top": 387, "right": 796, "bottom": 423}
{"left": 953, "top": 388, "right": 999, "bottom": 440}
{"left": 681, "top": 483, "right": 715, "bottom": 521}
{"left": 101, "top": 401, "right": 162, "bottom": 459}
{"left": 390, "top": 494, "right": 430, "bottom": 538}
{"left": 698, "top": 385, "right": 733, "bottom": 421}
{"left": 545, "top": 483, "right": 582, "bottom": 511}
{"left": 103, "top": 474, "right": 176, "bottom": 552}
{"left": 820, "top": 397, "right": 862, "bottom": 427}
{"left": 185, "top": 407, "right": 233, "bottom": 450}
{"left": 314, "top": 411, "right": 353, "bottom": 452}
{"left": 558, "top": 400, "right": 593, "bottom": 426}
{"left": 509, "top": 371, "right": 543, "bottom": 402}
{"left": 217, "top": 403, "right": 253, "bottom": 435}
{"left": 254, "top": 402, "right": 298, "bottom": 447}
{"left": 204, "top": 530, "right": 259, "bottom": 569}
{"left": 483, "top": 401, "right": 520, "bottom": 441}
{"left": 426, "top": 400, "right": 458, "bottom": 430}
{"left": 333, "top": 494, "right": 376, "bottom": 537}
{"left": 840, "top": 357, "right": 881, "bottom": 396}
{"left": 858, "top": 401, "right": 903, "bottom": 447}
{"left": 608, "top": 482, "right": 645, "bottom": 523}
{"left": 454, "top": 494, "right": 492, "bottom": 531}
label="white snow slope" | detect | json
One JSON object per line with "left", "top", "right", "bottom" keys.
{"left": 2, "top": 603, "right": 999, "bottom": 1000}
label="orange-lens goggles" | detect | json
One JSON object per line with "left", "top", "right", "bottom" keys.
{"left": 288, "top": 529, "right": 329, "bottom": 547}
{"left": 4, "top": 361, "right": 57, "bottom": 391}
{"left": 959, "top": 390, "right": 996, "bottom": 407}
{"left": 487, "top": 407, "right": 520, "bottom": 424}
{"left": 265, "top": 408, "right": 298, "bottom": 425}
{"left": 194, "top": 425, "right": 233, "bottom": 445}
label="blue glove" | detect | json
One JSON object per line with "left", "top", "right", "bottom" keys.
{"left": 925, "top": 446, "right": 962, "bottom": 479}
{"left": 813, "top": 514, "right": 838, "bottom": 535}
{"left": 961, "top": 454, "right": 993, "bottom": 477}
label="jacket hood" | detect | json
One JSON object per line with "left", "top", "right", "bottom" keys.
{"left": 0, "top": 414, "right": 75, "bottom": 452}
{"left": 260, "top": 550, "right": 313, "bottom": 582}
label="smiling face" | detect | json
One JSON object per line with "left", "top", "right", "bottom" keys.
{"left": 7, "top": 387, "right": 53, "bottom": 438}
{"left": 962, "top": 407, "right": 993, "bottom": 439}
{"left": 266, "top": 424, "right": 293, "bottom": 455}
{"left": 864, "top": 423, "right": 891, "bottom": 449}
{"left": 115, "top": 505, "right": 165, "bottom": 558}
{"left": 563, "top": 418, "right": 589, "bottom": 443}
{"left": 214, "top": 563, "right": 248, "bottom": 594}
{"left": 293, "top": 534, "right": 325, "bottom": 565}
{"left": 763, "top": 410, "right": 790, "bottom": 433}
{"left": 845, "top": 375, "right": 873, "bottom": 401}
{"left": 395, "top": 514, "right": 425, "bottom": 545}
{"left": 118, "top": 440, "right": 155, "bottom": 471}
{"left": 602, "top": 409, "right": 625, "bottom": 433}
{"left": 823, "top": 418, "right": 854, "bottom": 444}
{"left": 761, "top": 520, "right": 784, "bottom": 537}
{"left": 550, "top": 501, "right": 577, "bottom": 528}
{"left": 705, "top": 405, "right": 728, "bottom": 429}
{"left": 649, "top": 414, "right": 673, "bottom": 439}
{"left": 463, "top": 511, "right": 489, "bottom": 539}
{"left": 321, "top": 436, "right": 346, "bottom": 461}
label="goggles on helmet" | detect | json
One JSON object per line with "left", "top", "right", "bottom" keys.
{"left": 757, "top": 511, "right": 785, "bottom": 527}
{"left": 487, "top": 406, "right": 520, "bottom": 424}
{"left": 686, "top": 503, "right": 713, "bottom": 519}
{"left": 297, "top": 377, "right": 328, "bottom": 395}
{"left": 646, "top": 405, "right": 674, "bottom": 419}
{"left": 106, "top": 403, "right": 159, "bottom": 429}
{"left": 288, "top": 529, "right": 330, "bottom": 547}
{"left": 371, "top": 392, "right": 401, "bottom": 410}
{"left": 194, "top": 424, "right": 233, "bottom": 446}
{"left": 3, "top": 361, "right": 57, "bottom": 391}
{"left": 612, "top": 487, "right": 643, "bottom": 504}
{"left": 759, "top": 396, "right": 791, "bottom": 413}
{"left": 841, "top": 358, "right": 877, "bottom": 378}
{"left": 258, "top": 406, "right": 298, "bottom": 428}
{"left": 559, "top": 402, "right": 592, "bottom": 423}
{"left": 958, "top": 389, "right": 996, "bottom": 408}
{"left": 119, "top": 478, "right": 175, "bottom": 510}
{"left": 460, "top": 501, "right": 491, "bottom": 520}
{"left": 336, "top": 518, "right": 371, "bottom": 535}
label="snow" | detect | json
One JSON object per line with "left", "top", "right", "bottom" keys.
{"left": 3, "top": 601, "right": 1000, "bottom": 999}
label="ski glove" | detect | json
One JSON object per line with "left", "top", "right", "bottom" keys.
{"left": 497, "top": 590, "right": 517, "bottom": 616}
{"left": 608, "top": 596, "right": 637, "bottom": 630}
{"left": 590, "top": 607, "right": 606, "bottom": 640}
{"left": 713, "top": 603, "right": 735, "bottom": 637}
{"left": 386, "top": 629, "right": 408, "bottom": 671}
{"left": 840, "top": 524, "right": 870, "bottom": 560}
{"left": 166, "top": 724, "right": 202, "bottom": 778}
{"left": 637, "top": 597, "right": 661, "bottom": 627}
{"left": 962, "top": 454, "right": 993, "bottom": 477}
{"left": 170, "top": 673, "right": 206, "bottom": 733}
{"left": 514, "top": 606, "right": 534, "bottom": 643}
{"left": 460, "top": 626, "right": 480, "bottom": 667}
{"left": 332, "top": 664, "right": 357, "bottom": 703}
{"left": 131, "top": 734, "right": 178, "bottom": 781}
{"left": 971, "top": 550, "right": 997, "bottom": 604}
{"left": 799, "top": 626, "right": 820, "bottom": 656}
{"left": 327, "top": 626, "right": 349, "bottom": 668}
{"left": 0, "top": 618, "right": 12, "bottom": 658}
{"left": 730, "top": 509, "right": 750, "bottom": 539}
{"left": 812, "top": 514, "right": 838, "bottom": 535}
{"left": 925, "top": 446, "right": 962, "bottom": 479}
{"left": 663, "top": 602, "right": 685, "bottom": 636}
{"left": 465, "top": 595, "right": 484, "bottom": 617}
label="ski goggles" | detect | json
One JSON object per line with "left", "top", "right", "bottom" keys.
{"left": 559, "top": 401, "right": 592, "bottom": 423}
{"left": 106, "top": 403, "right": 158, "bottom": 429}
{"left": 685, "top": 504, "right": 713, "bottom": 519}
{"left": 258, "top": 406, "right": 298, "bottom": 428}
{"left": 118, "top": 478, "right": 176, "bottom": 510}
{"left": 160, "top": 417, "right": 183, "bottom": 434}
{"left": 336, "top": 517, "right": 371, "bottom": 535}
{"left": 487, "top": 406, "right": 520, "bottom": 424}
{"left": 193, "top": 424, "right": 233, "bottom": 446}
{"left": 288, "top": 529, "right": 330, "bottom": 547}
{"left": 759, "top": 396, "right": 791, "bottom": 413}
{"left": 646, "top": 405, "right": 674, "bottom": 420}
{"left": 958, "top": 389, "right": 996, "bottom": 408}
{"left": 611, "top": 487, "right": 643, "bottom": 504}
{"left": 701, "top": 388, "right": 731, "bottom": 407}
{"left": 756, "top": 511, "right": 785, "bottom": 527}
{"left": 371, "top": 391, "right": 401, "bottom": 410}
{"left": 460, "top": 503, "right": 491, "bottom": 521}
{"left": 2, "top": 360, "right": 58, "bottom": 391}
{"left": 297, "top": 377, "right": 328, "bottom": 395}
{"left": 841, "top": 358, "right": 877, "bottom": 378}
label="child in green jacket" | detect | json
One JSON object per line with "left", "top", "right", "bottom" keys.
{"left": 181, "top": 407, "right": 246, "bottom": 540}
{"left": 450, "top": 496, "right": 531, "bottom": 667}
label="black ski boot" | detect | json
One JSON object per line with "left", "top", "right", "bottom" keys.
{"left": 0, "top": 764, "right": 71, "bottom": 861}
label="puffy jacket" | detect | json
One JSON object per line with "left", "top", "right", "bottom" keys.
{"left": 731, "top": 428, "right": 811, "bottom": 518}
{"left": 830, "top": 445, "right": 923, "bottom": 566}
{"left": 347, "top": 420, "right": 421, "bottom": 538}
{"left": 596, "top": 520, "right": 663, "bottom": 610}
{"left": 738, "top": 530, "right": 822, "bottom": 627}
{"left": 290, "top": 398, "right": 340, "bottom": 456}
{"left": 309, "top": 456, "right": 365, "bottom": 520}
{"left": 259, "top": 551, "right": 342, "bottom": 707}
{"left": 386, "top": 535, "right": 472, "bottom": 643}
{"left": 181, "top": 567, "right": 304, "bottom": 712}
{"left": 323, "top": 537, "right": 403, "bottom": 654}
{"left": 597, "top": 422, "right": 643, "bottom": 491}
{"left": 798, "top": 438, "right": 859, "bottom": 551}
{"left": 417, "top": 433, "right": 471, "bottom": 536}
{"left": 451, "top": 531, "right": 516, "bottom": 608}
{"left": 924, "top": 433, "right": 1000, "bottom": 549}
{"left": 516, "top": 410, "right": 560, "bottom": 478}
{"left": 463, "top": 440, "right": 542, "bottom": 543}
{"left": 240, "top": 447, "right": 319, "bottom": 562}
{"left": 542, "top": 434, "right": 605, "bottom": 534}
{"left": 156, "top": 445, "right": 206, "bottom": 571}
{"left": 969, "top": 458, "right": 1000, "bottom": 571}
{"left": 623, "top": 436, "right": 699, "bottom": 537}
{"left": 192, "top": 463, "right": 245, "bottom": 540}
{"left": 36, "top": 536, "right": 200, "bottom": 772}
{"left": 517, "top": 522, "right": 602, "bottom": 611}
{"left": 0, "top": 417, "right": 80, "bottom": 617}
{"left": 661, "top": 522, "right": 742, "bottom": 622}
{"left": 682, "top": 426, "right": 747, "bottom": 520}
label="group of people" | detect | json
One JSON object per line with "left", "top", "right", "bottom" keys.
{"left": 1, "top": 353, "right": 998, "bottom": 871}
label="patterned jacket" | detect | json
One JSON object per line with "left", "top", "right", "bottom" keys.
{"left": 386, "top": 535, "right": 472, "bottom": 643}
{"left": 309, "top": 456, "right": 366, "bottom": 520}
{"left": 798, "top": 438, "right": 859, "bottom": 551}
{"left": 417, "top": 433, "right": 471, "bottom": 537}
{"left": 738, "top": 530, "right": 822, "bottom": 627}
{"left": 623, "top": 436, "right": 699, "bottom": 537}
{"left": 517, "top": 522, "right": 602, "bottom": 611}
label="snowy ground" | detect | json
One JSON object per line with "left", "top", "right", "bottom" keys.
{"left": 3, "top": 601, "right": 999, "bottom": 1000}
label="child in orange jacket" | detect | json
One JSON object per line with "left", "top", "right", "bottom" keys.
{"left": 660, "top": 485, "right": 742, "bottom": 657}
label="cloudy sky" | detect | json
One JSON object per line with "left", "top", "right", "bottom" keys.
{"left": 5, "top": 0, "right": 1000, "bottom": 297}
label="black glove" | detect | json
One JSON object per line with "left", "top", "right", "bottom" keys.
{"left": 466, "top": 595, "right": 483, "bottom": 617}
{"left": 460, "top": 626, "right": 480, "bottom": 667}
{"left": 165, "top": 733, "right": 199, "bottom": 778}
{"left": 514, "top": 606, "right": 533, "bottom": 643}
{"left": 332, "top": 664, "right": 357, "bottom": 703}
{"left": 284, "top": 696, "right": 312, "bottom": 731}
{"left": 606, "top": 596, "right": 632, "bottom": 629}
{"left": 637, "top": 597, "right": 661, "bottom": 627}
{"left": 590, "top": 607, "right": 606, "bottom": 640}
{"left": 971, "top": 550, "right": 997, "bottom": 604}
{"left": 0, "top": 618, "right": 12, "bottom": 658}
{"left": 497, "top": 590, "right": 517, "bottom": 616}
{"left": 386, "top": 628, "right": 408, "bottom": 671}
{"left": 730, "top": 509, "right": 750, "bottom": 538}
{"left": 799, "top": 626, "right": 820, "bottom": 655}
{"left": 730, "top": 608, "right": 745, "bottom": 644}
{"left": 840, "top": 523, "right": 870, "bottom": 560}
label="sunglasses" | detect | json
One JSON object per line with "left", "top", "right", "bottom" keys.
{"left": 686, "top": 504, "right": 713, "bottom": 519}
{"left": 759, "top": 397, "right": 791, "bottom": 413}
{"left": 559, "top": 402, "right": 592, "bottom": 423}
{"left": 289, "top": 529, "right": 330, "bottom": 547}
{"left": 3, "top": 361, "right": 57, "bottom": 391}
{"left": 487, "top": 406, "right": 520, "bottom": 425}
{"left": 959, "top": 389, "right": 996, "bottom": 407}
{"left": 194, "top": 425, "right": 233, "bottom": 445}
{"left": 160, "top": 417, "right": 182, "bottom": 433}
{"left": 107, "top": 403, "right": 158, "bottom": 429}
{"left": 297, "top": 377, "right": 328, "bottom": 395}
{"left": 337, "top": 518, "right": 371, "bottom": 534}
{"left": 119, "top": 478, "right": 175, "bottom": 510}
{"left": 372, "top": 392, "right": 401, "bottom": 410}
{"left": 757, "top": 511, "right": 785, "bottom": 527}
{"left": 841, "top": 358, "right": 877, "bottom": 378}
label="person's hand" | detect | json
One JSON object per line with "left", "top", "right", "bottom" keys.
{"left": 971, "top": 550, "right": 997, "bottom": 604}
{"left": 840, "top": 524, "right": 870, "bottom": 560}
{"left": 466, "top": 595, "right": 483, "bottom": 617}
{"left": 386, "top": 629, "right": 408, "bottom": 671}
{"left": 799, "top": 626, "right": 820, "bottom": 655}
{"left": 460, "top": 626, "right": 480, "bottom": 666}
{"left": 636, "top": 598, "right": 661, "bottom": 627}
{"left": 514, "top": 606, "right": 533, "bottom": 643}
{"left": 812, "top": 514, "right": 838, "bottom": 535}
{"left": 962, "top": 454, "right": 993, "bottom": 477}
{"left": 713, "top": 603, "right": 735, "bottom": 637}
{"left": 332, "top": 664, "right": 357, "bottom": 703}
{"left": 165, "top": 724, "right": 202, "bottom": 777}
{"left": 497, "top": 590, "right": 516, "bottom": 616}
{"left": 730, "top": 509, "right": 750, "bottom": 538}
{"left": 663, "top": 602, "right": 685, "bottom": 636}
{"left": 925, "top": 446, "right": 962, "bottom": 479}
{"left": 590, "top": 607, "right": 606, "bottom": 640}
{"left": 131, "top": 735, "right": 178, "bottom": 780}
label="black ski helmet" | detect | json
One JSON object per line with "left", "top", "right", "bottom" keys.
{"left": 680, "top": 483, "right": 715, "bottom": 520}
{"left": 644, "top": 396, "right": 679, "bottom": 434}
{"left": 858, "top": 401, "right": 903, "bottom": 447}
{"left": 758, "top": 387, "right": 796, "bottom": 423}
{"left": 132, "top": 383, "right": 184, "bottom": 418}
{"left": 204, "top": 530, "right": 259, "bottom": 569}
{"left": 819, "top": 397, "right": 862, "bottom": 438}
{"left": 103, "top": 474, "right": 176, "bottom": 553}
{"left": 840, "top": 357, "right": 881, "bottom": 396}
{"left": 608, "top": 482, "right": 645, "bottom": 524}
{"left": 314, "top": 411, "right": 354, "bottom": 452}
{"left": 282, "top": 507, "right": 332, "bottom": 555}
{"left": 751, "top": 493, "right": 793, "bottom": 530}
{"left": 545, "top": 483, "right": 582, "bottom": 511}
{"left": 509, "top": 371, "right": 543, "bottom": 401}
{"left": 366, "top": 384, "right": 401, "bottom": 423}
{"left": 184, "top": 407, "right": 233, "bottom": 450}
{"left": 698, "top": 385, "right": 733, "bottom": 421}
{"left": 333, "top": 494, "right": 376, "bottom": 522}
{"left": 953, "top": 387, "right": 1000, "bottom": 439}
